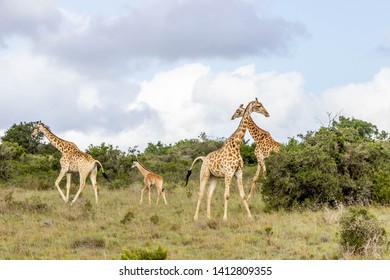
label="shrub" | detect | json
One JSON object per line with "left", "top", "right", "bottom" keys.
{"left": 372, "top": 161, "right": 390, "bottom": 205}
{"left": 262, "top": 116, "right": 390, "bottom": 210}
{"left": 121, "top": 210, "right": 135, "bottom": 224}
{"left": 264, "top": 225, "right": 273, "bottom": 236}
{"left": 339, "top": 207, "right": 386, "bottom": 256}
{"left": 262, "top": 141, "right": 341, "bottom": 210}
{"left": 150, "top": 214, "right": 159, "bottom": 225}
{"left": 120, "top": 245, "right": 168, "bottom": 260}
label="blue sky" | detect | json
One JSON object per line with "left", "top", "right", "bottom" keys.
{"left": 1, "top": 0, "right": 389, "bottom": 150}
{"left": 266, "top": 0, "right": 390, "bottom": 91}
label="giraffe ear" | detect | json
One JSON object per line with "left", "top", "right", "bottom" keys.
{"left": 239, "top": 104, "right": 244, "bottom": 108}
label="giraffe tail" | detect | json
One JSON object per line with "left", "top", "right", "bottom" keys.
{"left": 184, "top": 156, "right": 205, "bottom": 187}
{"left": 95, "top": 160, "right": 111, "bottom": 182}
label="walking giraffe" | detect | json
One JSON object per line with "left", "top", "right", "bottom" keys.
{"left": 185, "top": 98, "right": 269, "bottom": 221}
{"left": 131, "top": 161, "right": 167, "bottom": 205}
{"left": 31, "top": 121, "right": 109, "bottom": 204}
{"left": 231, "top": 104, "right": 280, "bottom": 199}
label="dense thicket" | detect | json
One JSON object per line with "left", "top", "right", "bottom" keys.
{"left": 262, "top": 116, "right": 390, "bottom": 210}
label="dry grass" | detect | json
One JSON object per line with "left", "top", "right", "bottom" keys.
{"left": 0, "top": 182, "right": 389, "bottom": 260}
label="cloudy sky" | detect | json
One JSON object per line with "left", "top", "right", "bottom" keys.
{"left": 1, "top": 0, "right": 390, "bottom": 151}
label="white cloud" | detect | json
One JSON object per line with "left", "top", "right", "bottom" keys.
{"left": 128, "top": 64, "right": 211, "bottom": 143}
{"left": 126, "top": 63, "right": 317, "bottom": 148}
{"left": 0, "top": 43, "right": 138, "bottom": 135}
{"left": 77, "top": 86, "right": 102, "bottom": 111}
{"left": 320, "top": 67, "right": 390, "bottom": 132}
{"left": 0, "top": 46, "right": 83, "bottom": 126}
{"left": 71, "top": 63, "right": 317, "bottom": 151}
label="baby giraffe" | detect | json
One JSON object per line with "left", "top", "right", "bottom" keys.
{"left": 131, "top": 161, "right": 167, "bottom": 205}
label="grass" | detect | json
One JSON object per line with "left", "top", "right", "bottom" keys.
{"left": 0, "top": 179, "right": 389, "bottom": 260}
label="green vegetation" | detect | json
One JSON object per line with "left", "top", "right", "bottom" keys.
{"left": 339, "top": 207, "right": 387, "bottom": 256}
{"left": 121, "top": 245, "right": 168, "bottom": 260}
{"left": 1, "top": 117, "right": 390, "bottom": 260}
{"left": 263, "top": 116, "right": 390, "bottom": 210}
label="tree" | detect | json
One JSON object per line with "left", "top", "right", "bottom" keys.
{"left": 1, "top": 122, "right": 41, "bottom": 154}
{"left": 1, "top": 121, "right": 57, "bottom": 155}
{"left": 263, "top": 116, "right": 390, "bottom": 210}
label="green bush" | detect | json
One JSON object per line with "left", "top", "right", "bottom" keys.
{"left": 263, "top": 141, "right": 341, "bottom": 210}
{"left": 120, "top": 245, "right": 168, "bottom": 260}
{"left": 262, "top": 117, "right": 390, "bottom": 210}
{"left": 339, "top": 207, "right": 386, "bottom": 255}
{"left": 150, "top": 214, "right": 160, "bottom": 225}
{"left": 372, "top": 166, "right": 390, "bottom": 205}
{"left": 121, "top": 210, "right": 135, "bottom": 224}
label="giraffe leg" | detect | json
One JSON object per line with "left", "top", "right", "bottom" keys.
{"left": 206, "top": 177, "right": 217, "bottom": 219}
{"left": 148, "top": 185, "right": 151, "bottom": 206}
{"left": 156, "top": 184, "right": 160, "bottom": 205}
{"left": 236, "top": 169, "right": 253, "bottom": 220}
{"left": 55, "top": 169, "right": 68, "bottom": 202}
{"left": 140, "top": 185, "right": 147, "bottom": 205}
{"left": 71, "top": 174, "right": 87, "bottom": 205}
{"left": 223, "top": 175, "right": 232, "bottom": 221}
{"left": 249, "top": 162, "right": 261, "bottom": 200}
{"left": 90, "top": 167, "right": 98, "bottom": 204}
{"left": 65, "top": 173, "right": 71, "bottom": 203}
{"left": 156, "top": 181, "right": 167, "bottom": 205}
{"left": 161, "top": 183, "right": 167, "bottom": 205}
{"left": 194, "top": 167, "right": 210, "bottom": 221}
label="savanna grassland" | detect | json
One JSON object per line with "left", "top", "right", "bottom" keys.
{"left": 2, "top": 118, "right": 390, "bottom": 260}
{"left": 1, "top": 178, "right": 390, "bottom": 260}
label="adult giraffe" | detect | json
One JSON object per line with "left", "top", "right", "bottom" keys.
{"left": 185, "top": 98, "right": 269, "bottom": 221}
{"left": 231, "top": 104, "right": 280, "bottom": 199}
{"left": 31, "top": 121, "right": 109, "bottom": 204}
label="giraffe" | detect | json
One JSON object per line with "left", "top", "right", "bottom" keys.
{"left": 185, "top": 98, "right": 269, "bottom": 221}
{"left": 231, "top": 104, "right": 280, "bottom": 199}
{"left": 31, "top": 121, "right": 109, "bottom": 204}
{"left": 131, "top": 161, "right": 167, "bottom": 205}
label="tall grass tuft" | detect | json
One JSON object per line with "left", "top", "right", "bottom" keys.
{"left": 339, "top": 207, "right": 387, "bottom": 257}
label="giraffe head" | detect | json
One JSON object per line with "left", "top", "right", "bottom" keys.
{"left": 131, "top": 161, "right": 139, "bottom": 169}
{"left": 231, "top": 98, "right": 270, "bottom": 120}
{"left": 31, "top": 121, "right": 45, "bottom": 137}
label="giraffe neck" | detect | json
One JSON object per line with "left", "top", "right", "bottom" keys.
{"left": 135, "top": 163, "right": 150, "bottom": 177}
{"left": 225, "top": 105, "right": 252, "bottom": 150}
{"left": 39, "top": 126, "right": 70, "bottom": 154}
{"left": 246, "top": 116, "right": 268, "bottom": 142}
